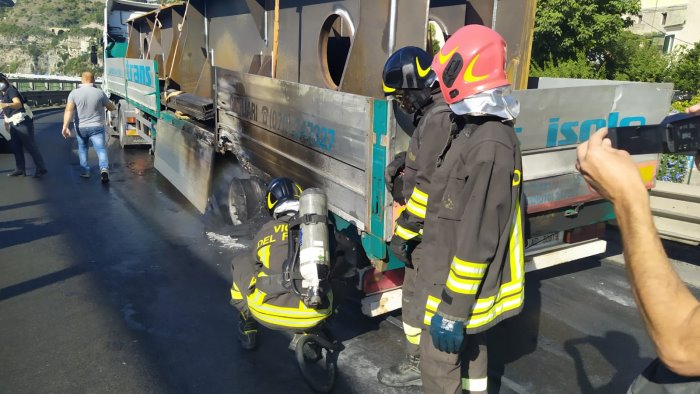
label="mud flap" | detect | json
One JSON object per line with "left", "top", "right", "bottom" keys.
{"left": 154, "top": 119, "right": 215, "bottom": 213}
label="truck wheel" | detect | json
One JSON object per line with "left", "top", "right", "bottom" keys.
{"left": 210, "top": 156, "right": 266, "bottom": 225}
{"left": 224, "top": 177, "right": 266, "bottom": 225}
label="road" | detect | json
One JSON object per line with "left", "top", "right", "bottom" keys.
{"left": 1, "top": 111, "right": 699, "bottom": 393}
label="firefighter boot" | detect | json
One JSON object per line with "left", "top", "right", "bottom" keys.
{"left": 377, "top": 353, "right": 422, "bottom": 387}
{"left": 237, "top": 311, "right": 258, "bottom": 351}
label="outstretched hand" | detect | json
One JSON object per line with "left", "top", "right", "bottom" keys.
{"left": 576, "top": 128, "right": 647, "bottom": 203}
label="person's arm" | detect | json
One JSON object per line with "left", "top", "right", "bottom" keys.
{"left": 0, "top": 96, "right": 22, "bottom": 111}
{"left": 102, "top": 92, "right": 117, "bottom": 112}
{"left": 577, "top": 128, "right": 700, "bottom": 376}
{"left": 62, "top": 101, "right": 75, "bottom": 139}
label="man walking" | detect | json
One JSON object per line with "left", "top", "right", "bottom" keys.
{"left": 62, "top": 72, "right": 116, "bottom": 183}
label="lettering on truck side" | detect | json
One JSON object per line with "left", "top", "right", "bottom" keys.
{"left": 107, "top": 67, "right": 123, "bottom": 78}
{"left": 125, "top": 62, "right": 153, "bottom": 87}
{"left": 231, "top": 94, "right": 336, "bottom": 153}
{"left": 544, "top": 112, "right": 646, "bottom": 147}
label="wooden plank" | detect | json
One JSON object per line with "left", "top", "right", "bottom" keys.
{"left": 361, "top": 288, "right": 403, "bottom": 317}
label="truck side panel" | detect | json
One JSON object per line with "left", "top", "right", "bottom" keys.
{"left": 216, "top": 68, "right": 373, "bottom": 229}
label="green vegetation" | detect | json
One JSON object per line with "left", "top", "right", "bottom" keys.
{"left": 532, "top": 0, "right": 700, "bottom": 96}
{"left": 0, "top": 0, "right": 104, "bottom": 76}
{"left": 0, "top": 0, "right": 103, "bottom": 29}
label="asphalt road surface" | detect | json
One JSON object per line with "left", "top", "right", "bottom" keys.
{"left": 1, "top": 111, "right": 699, "bottom": 393}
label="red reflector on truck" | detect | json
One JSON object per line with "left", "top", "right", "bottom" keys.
{"left": 361, "top": 267, "right": 405, "bottom": 295}
{"left": 564, "top": 222, "right": 606, "bottom": 244}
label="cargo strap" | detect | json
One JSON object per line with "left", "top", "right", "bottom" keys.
{"left": 288, "top": 213, "right": 327, "bottom": 227}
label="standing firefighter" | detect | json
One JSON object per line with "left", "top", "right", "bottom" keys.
{"left": 230, "top": 177, "right": 333, "bottom": 350}
{"left": 378, "top": 46, "right": 453, "bottom": 387}
{"left": 415, "top": 25, "right": 524, "bottom": 393}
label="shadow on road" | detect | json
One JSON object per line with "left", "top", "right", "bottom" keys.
{"left": 487, "top": 273, "right": 542, "bottom": 393}
{"left": 0, "top": 264, "right": 88, "bottom": 301}
{"left": 0, "top": 217, "right": 60, "bottom": 249}
{"left": 565, "top": 331, "right": 652, "bottom": 393}
{"left": 0, "top": 199, "right": 48, "bottom": 212}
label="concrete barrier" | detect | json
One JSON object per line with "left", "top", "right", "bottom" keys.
{"left": 650, "top": 181, "right": 700, "bottom": 245}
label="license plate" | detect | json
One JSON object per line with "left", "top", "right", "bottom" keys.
{"left": 525, "top": 231, "right": 563, "bottom": 250}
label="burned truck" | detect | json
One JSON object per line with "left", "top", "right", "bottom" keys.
{"left": 103, "top": 0, "right": 672, "bottom": 315}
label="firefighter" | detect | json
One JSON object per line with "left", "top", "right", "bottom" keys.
{"left": 378, "top": 46, "right": 454, "bottom": 388}
{"left": 414, "top": 25, "right": 524, "bottom": 393}
{"left": 229, "top": 177, "right": 333, "bottom": 350}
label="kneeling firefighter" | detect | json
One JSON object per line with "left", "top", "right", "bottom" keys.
{"left": 230, "top": 177, "right": 334, "bottom": 350}
{"left": 379, "top": 46, "right": 454, "bottom": 387}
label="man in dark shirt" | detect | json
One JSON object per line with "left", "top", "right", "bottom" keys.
{"left": 0, "top": 73, "right": 46, "bottom": 177}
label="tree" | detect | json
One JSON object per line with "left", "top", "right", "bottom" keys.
{"left": 669, "top": 44, "right": 700, "bottom": 94}
{"left": 532, "top": 0, "right": 640, "bottom": 68}
{"left": 609, "top": 31, "right": 672, "bottom": 83}
{"left": 530, "top": 52, "right": 606, "bottom": 79}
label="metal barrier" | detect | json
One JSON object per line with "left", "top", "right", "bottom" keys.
{"left": 7, "top": 75, "right": 101, "bottom": 108}
{"left": 650, "top": 181, "right": 700, "bottom": 245}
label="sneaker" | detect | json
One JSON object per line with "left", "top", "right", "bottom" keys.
{"left": 237, "top": 312, "right": 258, "bottom": 351}
{"left": 7, "top": 169, "right": 25, "bottom": 177}
{"left": 33, "top": 169, "right": 47, "bottom": 178}
{"left": 377, "top": 353, "right": 422, "bottom": 387}
{"left": 100, "top": 169, "right": 109, "bottom": 184}
{"left": 80, "top": 171, "right": 91, "bottom": 179}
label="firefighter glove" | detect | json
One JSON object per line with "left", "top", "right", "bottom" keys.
{"left": 430, "top": 313, "right": 464, "bottom": 354}
{"left": 384, "top": 152, "right": 406, "bottom": 204}
{"left": 390, "top": 235, "right": 413, "bottom": 268}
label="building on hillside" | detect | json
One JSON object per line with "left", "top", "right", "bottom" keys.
{"left": 629, "top": 0, "right": 700, "bottom": 52}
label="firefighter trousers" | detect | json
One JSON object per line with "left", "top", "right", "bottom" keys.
{"left": 401, "top": 250, "right": 423, "bottom": 354}
{"left": 230, "top": 254, "right": 256, "bottom": 315}
{"left": 419, "top": 330, "right": 488, "bottom": 394}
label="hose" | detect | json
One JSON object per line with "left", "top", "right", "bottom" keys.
{"left": 295, "top": 330, "right": 345, "bottom": 393}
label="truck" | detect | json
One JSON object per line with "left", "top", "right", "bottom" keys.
{"left": 102, "top": 0, "right": 673, "bottom": 316}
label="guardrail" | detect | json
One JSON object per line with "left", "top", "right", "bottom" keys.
{"left": 7, "top": 75, "right": 101, "bottom": 108}
{"left": 650, "top": 181, "right": 700, "bottom": 246}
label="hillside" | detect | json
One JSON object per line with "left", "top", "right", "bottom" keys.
{"left": 0, "top": 0, "right": 105, "bottom": 76}
{"left": 0, "top": 0, "right": 103, "bottom": 30}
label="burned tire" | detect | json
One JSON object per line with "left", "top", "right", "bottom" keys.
{"left": 225, "top": 177, "right": 266, "bottom": 225}
{"left": 210, "top": 156, "right": 266, "bottom": 225}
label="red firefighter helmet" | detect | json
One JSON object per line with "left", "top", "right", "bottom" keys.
{"left": 431, "top": 24, "right": 509, "bottom": 105}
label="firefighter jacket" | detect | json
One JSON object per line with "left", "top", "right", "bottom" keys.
{"left": 231, "top": 215, "right": 332, "bottom": 331}
{"left": 418, "top": 116, "right": 524, "bottom": 334}
{"left": 394, "top": 93, "right": 453, "bottom": 242}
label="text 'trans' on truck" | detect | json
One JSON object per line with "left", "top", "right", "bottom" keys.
{"left": 103, "top": 0, "right": 673, "bottom": 316}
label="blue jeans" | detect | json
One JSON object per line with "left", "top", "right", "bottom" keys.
{"left": 76, "top": 126, "right": 109, "bottom": 172}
